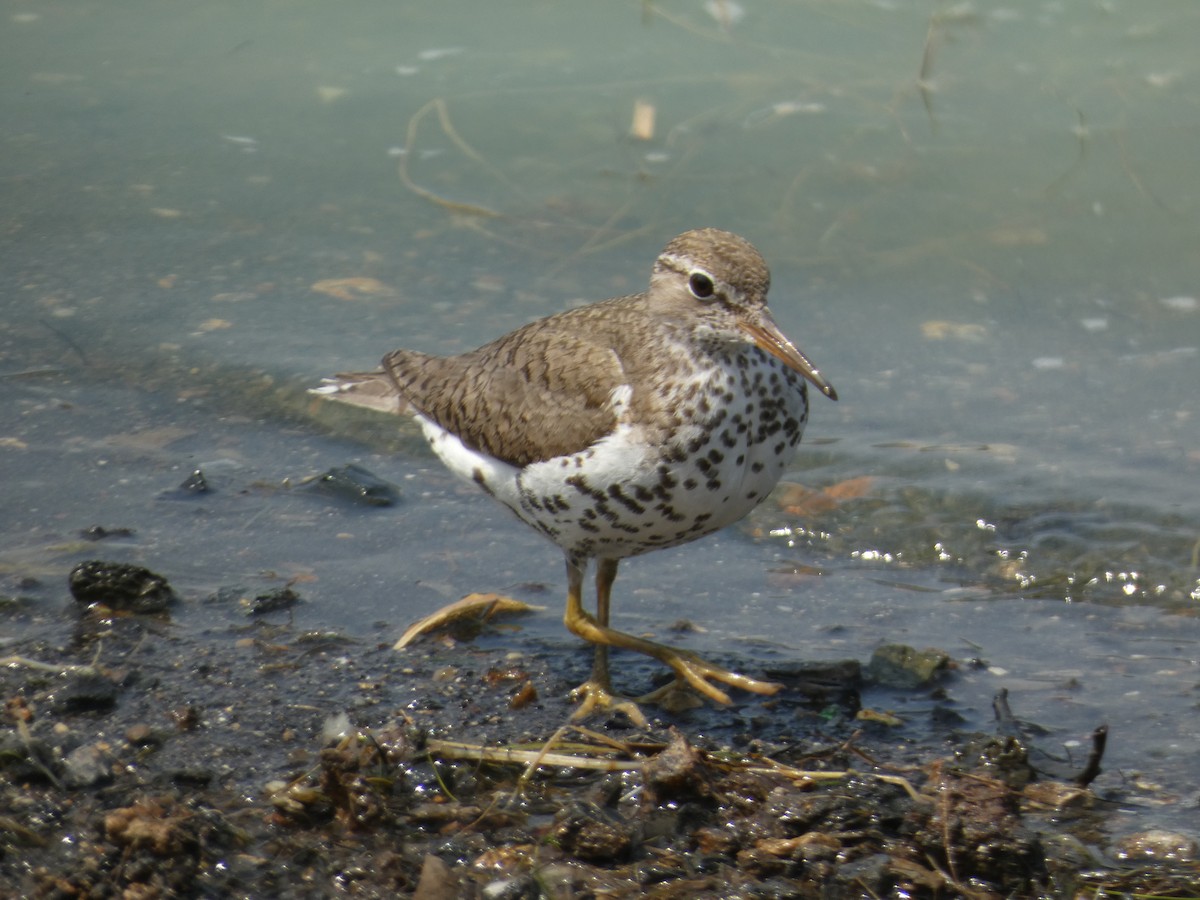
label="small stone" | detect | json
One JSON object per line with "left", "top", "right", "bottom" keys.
{"left": 171, "top": 705, "right": 201, "bottom": 731}
{"left": 46, "top": 671, "right": 119, "bottom": 714}
{"left": 310, "top": 463, "right": 399, "bottom": 507}
{"left": 549, "top": 800, "right": 633, "bottom": 863}
{"left": 412, "top": 854, "right": 461, "bottom": 900}
{"left": 834, "top": 853, "right": 891, "bottom": 894}
{"left": 867, "top": 643, "right": 950, "bottom": 688}
{"left": 80, "top": 525, "right": 135, "bottom": 541}
{"left": 693, "top": 825, "right": 741, "bottom": 856}
{"left": 508, "top": 679, "right": 537, "bottom": 709}
{"left": 957, "top": 735, "right": 1035, "bottom": 790}
{"left": 68, "top": 560, "right": 176, "bottom": 613}
{"left": 180, "top": 468, "right": 209, "bottom": 493}
{"left": 63, "top": 743, "right": 114, "bottom": 788}
{"left": 1113, "top": 828, "right": 1198, "bottom": 863}
{"left": 243, "top": 586, "right": 301, "bottom": 616}
{"left": 170, "top": 768, "right": 214, "bottom": 787}
{"left": 1042, "top": 833, "right": 1100, "bottom": 871}
{"left": 125, "top": 723, "right": 159, "bottom": 746}
{"left": 643, "top": 727, "right": 711, "bottom": 804}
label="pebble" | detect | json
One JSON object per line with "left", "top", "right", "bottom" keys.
{"left": 47, "top": 671, "right": 119, "bottom": 714}
{"left": 549, "top": 800, "right": 633, "bottom": 863}
{"left": 63, "top": 743, "right": 114, "bottom": 789}
{"left": 125, "top": 723, "right": 158, "bottom": 746}
{"left": 1113, "top": 828, "right": 1198, "bottom": 862}
{"left": 867, "top": 643, "right": 950, "bottom": 688}
{"left": 643, "top": 727, "right": 711, "bottom": 803}
{"left": 68, "top": 559, "right": 176, "bottom": 613}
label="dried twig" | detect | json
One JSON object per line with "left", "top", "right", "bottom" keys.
{"left": 397, "top": 98, "right": 503, "bottom": 218}
{"left": 1115, "top": 128, "right": 1181, "bottom": 217}
{"left": 1074, "top": 723, "right": 1107, "bottom": 788}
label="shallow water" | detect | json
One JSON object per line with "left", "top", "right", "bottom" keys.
{"left": 3, "top": 0, "right": 1199, "bottom": 838}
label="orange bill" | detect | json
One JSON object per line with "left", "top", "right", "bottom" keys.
{"left": 740, "top": 312, "right": 838, "bottom": 401}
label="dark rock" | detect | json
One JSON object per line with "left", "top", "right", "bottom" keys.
{"left": 930, "top": 703, "right": 968, "bottom": 726}
{"left": 245, "top": 586, "right": 302, "bottom": 616}
{"left": 179, "top": 468, "right": 209, "bottom": 493}
{"left": 955, "top": 734, "right": 1035, "bottom": 790}
{"left": 203, "top": 584, "right": 245, "bottom": 605}
{"left": 46, "top": 670, "right": 119, "bottom": 714}
{"left": 643, "top": 726, "right": 712, "bottom": 804}
{"left": 68, "top": 559, "right": 176, "bottom": 613}
{"left": 170, "top": 768, "right": 214, "bottom": 787}
{"left": 867, "top": 643, "right": 950, "bottom": 688}
{"left": 764, "top": 658, "right": 862, "bottom": 709}
{"left": 310, "top": 463, "right": 400, "bottom": 507}
{"left": 80, "top": 525, "right": 135, "bottom": 541}
{"left": 549, "top": 800, "right": 633, "bottom": 862}
{"left": 833, "top": 852, "right": 891, "bottom": 895}
{"left": 171, "top": 705, "right": 201, "bottom": 731}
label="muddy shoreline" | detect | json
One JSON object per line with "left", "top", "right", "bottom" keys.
{"left": 3, "top": 569, "right": 1198, "bottom": 900}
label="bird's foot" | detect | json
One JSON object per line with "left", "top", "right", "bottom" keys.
{"left": 653, "top": 647, "right": 784, "bottom": 706}
{"left": 568, "top": 679, "right": 648, "bottom": 727}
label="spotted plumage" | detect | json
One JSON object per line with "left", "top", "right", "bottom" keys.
{"left": 316, "top": 228, "right": 836, "bottom": 723}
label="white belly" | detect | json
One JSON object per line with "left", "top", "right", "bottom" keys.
{"left": 414, "top": 353, "right": 807, "bottom": 561}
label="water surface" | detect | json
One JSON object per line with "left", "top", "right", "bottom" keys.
{"left": 3, "top": 0, "right": 1198, "bottom": 838}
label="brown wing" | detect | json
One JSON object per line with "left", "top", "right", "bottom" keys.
{"left": 381, "top": 314, "right": 629, "bottom": 468}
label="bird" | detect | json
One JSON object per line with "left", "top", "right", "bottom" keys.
{"left": 314, "top": 228, "right": 836, "bottom": 723}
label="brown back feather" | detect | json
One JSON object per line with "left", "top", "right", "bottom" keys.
{"left": 381, "top": 298, "right": 643, "bottom": 467}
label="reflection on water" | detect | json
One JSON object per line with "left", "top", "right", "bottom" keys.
{"left": 2, "top": 0, "right": 1199, "bottom": 834}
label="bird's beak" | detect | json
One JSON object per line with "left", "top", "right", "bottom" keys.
{"left": 740, "top": 312, "right": 838, "bottom": 401}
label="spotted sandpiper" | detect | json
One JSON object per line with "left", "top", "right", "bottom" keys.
{"left": 315, "top": 228, "right": 836, "bottom": 722}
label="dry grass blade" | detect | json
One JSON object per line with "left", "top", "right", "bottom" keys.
{"left": 0, "top": 654, "right": 96, "bottom": 675}
{"left": 1, "top": 639, "right": 107, "bottom": 676}
{"left": 1115, "top": 128, "right": 1181, "bottom": 218}
{"left": 393, "top": 592, "right": 544, "bottom": 650}
{"left": 425, "top": 728, "right": 926, "bottom": 811}
{"left": 426, "top": 738, "right": 646, "bottom": 773}
{"left": 917, "top": 14, "right": 939, "bottom": 131}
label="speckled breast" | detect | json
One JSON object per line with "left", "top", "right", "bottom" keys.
{"left": 510, "top": 353, "right": 810, "bottom": 560}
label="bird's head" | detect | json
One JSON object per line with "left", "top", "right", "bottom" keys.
{"left": 649, "top": 228, "right": 837, "bottom": 401}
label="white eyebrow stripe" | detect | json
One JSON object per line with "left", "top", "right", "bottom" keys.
{"left": 656, "top": 253, "right": 694, "bottom": 275}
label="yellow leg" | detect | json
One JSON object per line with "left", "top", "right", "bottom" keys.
{"left": 564, "top": 558, "right": 646, "bottom": 725}
{"left": 591, "top": 557, "right": 613, "bottom": 689}
{"left": 563, "top": 555, "right": 782, "bottom": 722}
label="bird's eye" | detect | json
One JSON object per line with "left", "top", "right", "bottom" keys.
{"left": 688, "top": 271, "right": 715, "bottom": 300}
